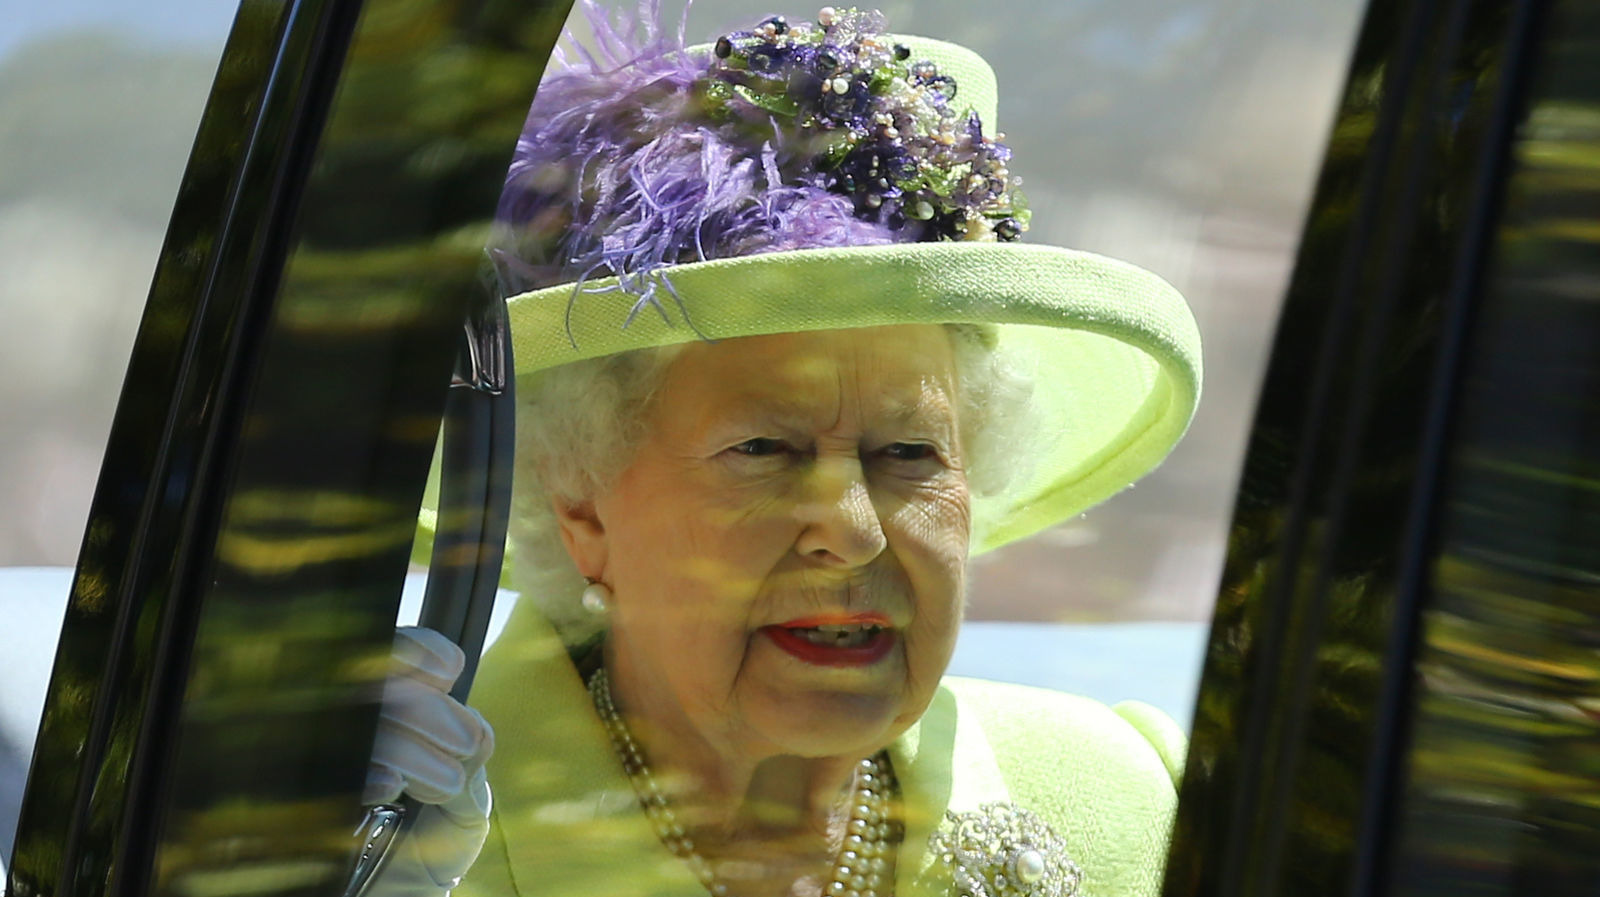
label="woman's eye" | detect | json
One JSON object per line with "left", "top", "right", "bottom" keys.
{"left": 883, "top": 442, "right": 937, "bottom": 462}
{"left": 730, "top": 437, "right": 787, "bottom": 457}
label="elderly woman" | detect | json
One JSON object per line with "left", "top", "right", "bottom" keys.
{"left": 367, "top": 5, "right": 1202, "bottom": 897}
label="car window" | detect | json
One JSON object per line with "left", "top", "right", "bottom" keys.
{"left": 396, "top": 5, "right": 1358, "bottom": 894}
{"left": 1160, "top": 1, "right": 1600, "bottom": 894}
{"left": 12, "top": 1, "right": 1598, "bottom": 896}
{"left": 1381, "top": 2, "right": 1600, "bottom": 891}
{"left": 3, "top": 0, "right": 1382, "bottom": 892}
{"left": 402, "top": 4, "right": 1359, "bottom": 897}
{"left": 4, "top": 0, "right": 565, "bottom": 887}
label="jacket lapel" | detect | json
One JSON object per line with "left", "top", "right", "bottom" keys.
{"left": 891, "top": 683, "right": 1012, "bottom": 897}
{"left": 477, "top": 601, "right": 704, "bottom": 897}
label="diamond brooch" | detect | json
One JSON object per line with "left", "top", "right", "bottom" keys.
{"left": 926, "top": 803, "right": 1083, "bottom": 897}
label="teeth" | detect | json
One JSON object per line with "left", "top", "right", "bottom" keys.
{"left": 791, "top": 624, "right": 883, "bottom": 648}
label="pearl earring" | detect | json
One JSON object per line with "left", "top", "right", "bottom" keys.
{"left": 581, "top": 579, "right": 611, "bottom": 615}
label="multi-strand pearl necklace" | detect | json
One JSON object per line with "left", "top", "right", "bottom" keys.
{"left": 588, "top": 668, "right": 898, "bottom": 897}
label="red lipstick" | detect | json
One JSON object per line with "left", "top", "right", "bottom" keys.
{"left": 762, "top": 613, "right": 895, "bottom": 667}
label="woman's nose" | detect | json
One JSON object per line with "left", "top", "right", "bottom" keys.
{"left": 794, "top": 455, "right": 888, "bottom": 567}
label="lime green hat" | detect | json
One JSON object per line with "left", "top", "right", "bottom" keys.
{"left": 490, "top": 9, "right": 1201, "bottom": 555}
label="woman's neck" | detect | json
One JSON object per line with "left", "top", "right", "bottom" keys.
{"left": 604, "top": 663, "right": 863, "bottom": 839}
{"left": 701, "top": 754, "right": 863, "bottom": 839}
{"left": 594, "top": 660, "right": 902, "bottom": 897}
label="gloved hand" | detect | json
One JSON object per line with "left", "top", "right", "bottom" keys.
{"left": 363, "top": 626, "right": 495, "bottom": 896}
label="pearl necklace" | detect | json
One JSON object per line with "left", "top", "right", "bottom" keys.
{"left": 588, "top": 668, "right": 898, "bottom": 897}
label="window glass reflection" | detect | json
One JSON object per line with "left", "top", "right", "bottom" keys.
{"left": 1384, "top": 2, "right": 1600, "bottom": 891}
{"left": 474, "top": 0, "right": 1372, "bottom": 728}
{"left": 380, "top": 3, "right": 1363, "bottom": 896}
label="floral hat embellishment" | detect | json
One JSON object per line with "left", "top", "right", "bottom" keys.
{"left": 925, "top": 803, "right": 1084, "bottom": 897}
{"left": 701, "top": 7, "right": 1030, "bottom": 243}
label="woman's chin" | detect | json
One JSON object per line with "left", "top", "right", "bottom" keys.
{"left": 738, "top": 634, "right": 918, "bottom": 758}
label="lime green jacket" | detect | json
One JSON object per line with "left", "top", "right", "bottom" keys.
{"left": 457, "top": 600, "right": 1183, "bottom": 897}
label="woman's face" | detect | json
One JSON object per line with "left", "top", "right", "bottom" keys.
{"left": 564, "top": 324, "right": 971, "bottom": 764}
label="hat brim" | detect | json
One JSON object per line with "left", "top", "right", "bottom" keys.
{"left": 507, "top": 242, "right": 1201, "bottom": 553}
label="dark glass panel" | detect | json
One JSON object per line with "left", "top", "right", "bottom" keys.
{"left": 142, "top": 0, "right": 569, "bottom": 892}
{"left": 10, "top": 1, "right": 346, "bottom": 890}
{"left": 8, "top": 0, "right": 571, "bottom": 894}
{"left": 1384, "top": 0, "right": 1600, "bottom": 893}
{"left": 1163, "top": 0, "right": 1550, "bottom": 896}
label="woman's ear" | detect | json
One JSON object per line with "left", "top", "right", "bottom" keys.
{"left": 552, "top": 496, "right": 608, "bottom": 578}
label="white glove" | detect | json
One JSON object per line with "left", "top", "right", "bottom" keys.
{"left": 364, "top": 626, "right": 495, "bottom": 896}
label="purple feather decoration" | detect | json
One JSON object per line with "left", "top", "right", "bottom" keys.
{"left": 496, "top": 2, "right": 892, "bottom": 297}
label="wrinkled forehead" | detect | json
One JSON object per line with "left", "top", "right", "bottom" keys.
{"left": 656, "top": 326, "right": 960, "bottom": 431}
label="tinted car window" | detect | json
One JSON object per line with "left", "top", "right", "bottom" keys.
{"left": 5, "top": 0, "right": 564, "bottom": 889}
{"left": 1162, "top": 1, "right": 1599, "bottom": 894}
{"left": 1383, "top": 2, "right": 1600, "bottom": 891}
{"left": 5, "top": 0, "right": 1377, "bottom": 891}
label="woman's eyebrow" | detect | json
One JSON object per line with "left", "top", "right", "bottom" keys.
{"left": 716, "top": 392, "right": 815, "bottom": 424}
{"left": 708, "top": 385, "right": 955, "bottom": 430}
{"left": 871, "top": 400, "right": 959, "bottom": 438}
{"left": 697, "top": 397, "right": 818, "bottom": 439}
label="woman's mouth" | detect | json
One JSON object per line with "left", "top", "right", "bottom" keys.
{"left": 761, "top": 615, "right": 896, "bottom": 667}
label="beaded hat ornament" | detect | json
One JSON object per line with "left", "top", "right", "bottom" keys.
{"left": 700, "top": 7, "right": 1030, "bottom": 244}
